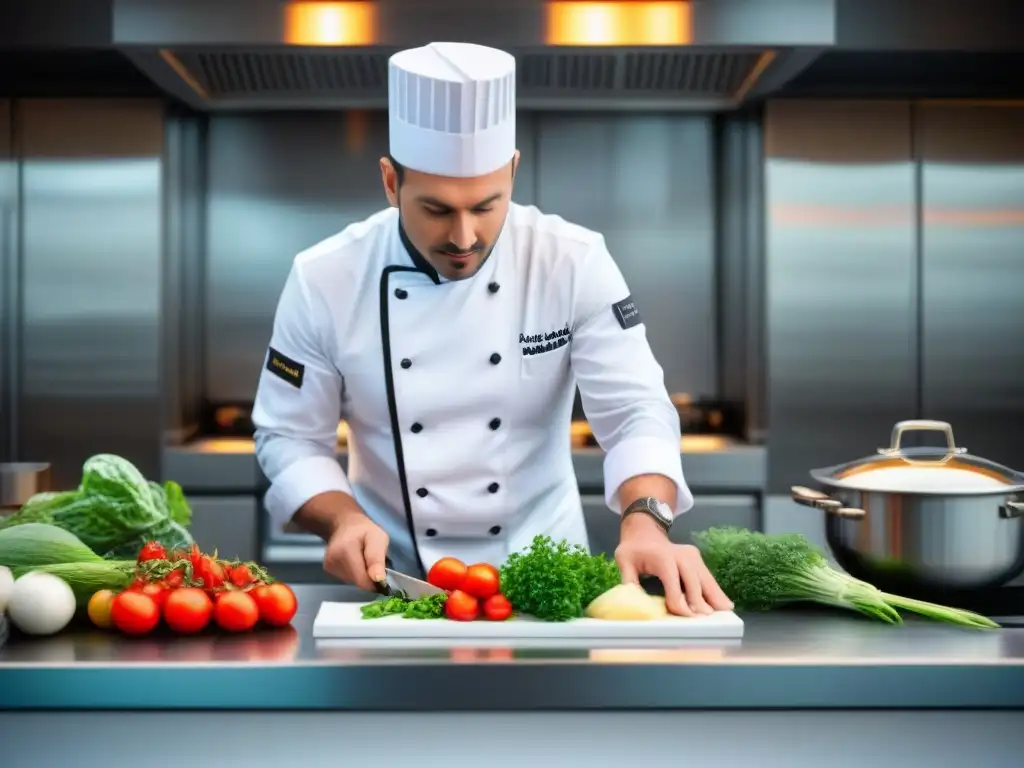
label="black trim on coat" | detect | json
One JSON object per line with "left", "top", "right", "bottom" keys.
{"left": 398, "top": 220, "right": 441, "bottom": 284}
{"left": 379, "top": 264, "right": 432, "bottom": 576}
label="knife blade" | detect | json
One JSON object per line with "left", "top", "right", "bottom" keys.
{"left": 384, "top": 568, "right": 446, "bottom": 599}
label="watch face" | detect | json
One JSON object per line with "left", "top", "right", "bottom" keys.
{"left": 641, "top": 498, "right": 672, "bottom": 526}
{"left": 653, "top": 501, "right": 673, "bottom": 525}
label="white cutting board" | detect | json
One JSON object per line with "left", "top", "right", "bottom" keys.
{"left": 312, "top": 601, "right": 744, "bottom": 640}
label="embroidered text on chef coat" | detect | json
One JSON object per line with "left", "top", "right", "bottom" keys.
{"left": 265, "top": 346, "right": 305, "bottom": 388}
{"left": 520, "top": 324, "right": 573, "bottom": 356}
{"left": 612, "top": 295, "right": 642, "bottom": 330}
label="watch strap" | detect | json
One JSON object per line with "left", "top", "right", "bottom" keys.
{"left": 622, "top": 496, "right": 672, "bottom": 532}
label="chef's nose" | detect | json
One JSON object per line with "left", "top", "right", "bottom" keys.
{"left": 448, "top": 214, "right": 476, "bottom": 251}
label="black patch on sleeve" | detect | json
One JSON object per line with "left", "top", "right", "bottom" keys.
{"left": 612, "top": 295, "right": 642, "bottom": 330}
{"left": 266, "top": 346, "right": 305, "bottom": 388}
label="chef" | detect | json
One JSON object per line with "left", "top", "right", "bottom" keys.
{"left": 252, "top": 42, "right": 733, "bottom": 617}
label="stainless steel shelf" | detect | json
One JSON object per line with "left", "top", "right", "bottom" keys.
{"left": 162, "top": 439, "right": 768, "bottom": 494}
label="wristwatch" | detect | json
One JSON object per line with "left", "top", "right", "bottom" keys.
{"left": 622, "top": 496, "right": 674, "bottom": 533}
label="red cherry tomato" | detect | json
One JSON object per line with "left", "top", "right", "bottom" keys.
{"left": 482, "top": 593, "right": 513, "bottom": 621}
{"left": 228, "top": 564, "right": 257, "bottom": 589}
{"left": 110, "top": 591, "right": 161, "bottom": 635}
{"left": 427, "top": 557, "right": 468, "bottom": 591}
{"left": 444, "top": 589, "right": 480, "bottom": 622}
{"left": 137, "top": 541, "right": 167, "bottom": 563}
{"left": 214, "top": 591, "right": 259, "bottom": 632}
{"left": 139, "top": 582, "right": 169, "bottom": 609}
{"left": 251, "top": 583, "right": 298, "bottom": 627}
{"left": 461, "top": 563, "right": 501, "bottom": 599}
{"left": 195, "top": 556, "right": 226, "bottom": 592}
{"left": 163, "top": 587, "right": 214, "bottom": 634}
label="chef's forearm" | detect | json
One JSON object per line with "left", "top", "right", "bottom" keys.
{"left": 617, "top": 474, "right": 677, "bottom": 539}
{"left": 292, "top": 491, "right": 366, "bottom": 542}
{"left": 617, "top": 473, "right": 677, "bottom": 511}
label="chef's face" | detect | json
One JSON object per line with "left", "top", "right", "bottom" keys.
{"left": 380, "top": 152, "right": 519, "bottom": 281}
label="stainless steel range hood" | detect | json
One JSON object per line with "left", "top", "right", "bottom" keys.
{"left": 110, "top": 0, "right": 837, "bottom": 111}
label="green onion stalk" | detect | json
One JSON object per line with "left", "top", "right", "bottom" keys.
{"left": 692, "top": 526, "right": 1000, "bottom": 630}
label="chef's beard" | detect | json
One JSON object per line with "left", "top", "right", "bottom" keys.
{"left": 398, "top": 211, "right": 506, "bottom": 282}
{"left": 435, "top": 242, "right": 484, "bottom": 273}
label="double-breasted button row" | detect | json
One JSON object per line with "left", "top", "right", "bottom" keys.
{"left": 395, "top": 282, "right": 498, "bottom": 300}
{"left": 414, "top": 482, "right": 501, "bottom": 497}
{"left": 405, "top": 418, "right": 501, "bottom": 433}
{"left": 399, "top": 352, "right": 500, "bottom": 371}
{"left": 423, "top": 526, "right": 502, "bottom": 538}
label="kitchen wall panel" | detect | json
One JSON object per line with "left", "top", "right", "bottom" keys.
{"left": 204, "top": 111, "right": 538, "bottom": 403}
{"left": 16, "top": 99, "right": 164, "bottom": 485}
{"left": 0, "top": 100, "right": 14, "bottom": 464}
{"left": 917, "top": 103, "right": 1024, "bottom": 471}
{"left": 764, "top": 101, "right": 918, "bottom": 493}
{"left": 534, "top": 114, "right": 717, "bottom": 399}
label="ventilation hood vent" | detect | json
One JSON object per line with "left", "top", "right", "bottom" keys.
{"left": 158, "top": 46, "right": 788, "bottom": 110}
{"left": 112, "top": 0, "right": 835, "bottom": 111}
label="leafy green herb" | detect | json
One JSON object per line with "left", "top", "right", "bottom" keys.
{"left": 360, "top": 592, "right": 448, "bottom": 620}
{"left": 361, "top": 596, "right": 410, "bottom": 619}
{"left": 402, "top": 592, "right": 447, "bottom": 619}
{"left": 693, "top": 526, "right": 1000, "bottom": 630}
{"left": 499, "top": 535, "right": 621, "bottom": 622}
{"left": 0, "top": 454, "right": 195, "bottom": 558}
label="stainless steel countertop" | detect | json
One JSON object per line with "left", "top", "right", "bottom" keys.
{"left": 1, "top": 584, "right": 1022, "bottom": 710}
{"left": 161, "top": 438, "right": 768, "bottom": 494}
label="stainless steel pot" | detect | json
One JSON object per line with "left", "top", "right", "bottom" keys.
{"left": 791, "top": 420, "right": 1024, "bottom": 595}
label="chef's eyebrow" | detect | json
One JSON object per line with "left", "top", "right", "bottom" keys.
{"left": 417, "top": 193, "right": 503, "bottom": 211}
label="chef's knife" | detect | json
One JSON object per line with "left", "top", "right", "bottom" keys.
{"left": 383, "top": 568, "right": 445, "bottom": 599}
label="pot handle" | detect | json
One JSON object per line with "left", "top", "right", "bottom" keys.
{"left": 878, "top": 420, "right": 967, "bottom": 465}
{"left": 791, "top": 486, "right": 866, "bottom": 519}
{"left": 1000, "top": 500, "right": 1024, "bottom": 520}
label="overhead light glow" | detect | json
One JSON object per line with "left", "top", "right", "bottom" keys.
{"left": 284, "top": 2, "right": 377, "bottom": 46}
{"left": 545, "top": 2, "right": 692, "bottom": 46}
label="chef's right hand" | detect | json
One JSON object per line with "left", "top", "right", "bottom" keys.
{"left": 323, "top": 509, "right": 390, "bottom": 592}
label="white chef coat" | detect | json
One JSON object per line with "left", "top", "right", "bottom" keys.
{"left": 252, "top": 203, "right": 693, "bottom": 576}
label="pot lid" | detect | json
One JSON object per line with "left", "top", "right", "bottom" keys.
{"left": 811, "top": 420, "right": 1024, "bottom": 495}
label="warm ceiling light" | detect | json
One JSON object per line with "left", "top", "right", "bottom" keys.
{"left": 545, "top": 2, "right": 692, "bottom": 46}
{"left": 284, "top": 2, "right": 377, "bottom": 46}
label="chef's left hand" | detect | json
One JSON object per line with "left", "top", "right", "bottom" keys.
{"left": 615, "top": 514, "right": 734, "bottom": 617}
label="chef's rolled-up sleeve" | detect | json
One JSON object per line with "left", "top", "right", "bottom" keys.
{"left": 252, "top": 262, "right": 352, "bottom": 530}
{"left": 570, "top": 237, "right": 693, "bottom": 517}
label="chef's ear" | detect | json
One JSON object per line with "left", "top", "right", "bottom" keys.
{"left": 380, "top": 156, "right": 402, "bottom": 207}
{"left": 511, "top": 149, "right": 520, "bottom": 181}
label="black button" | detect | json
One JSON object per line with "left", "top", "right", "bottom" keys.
{"left": 489, "top": 417, "right": 501, "bottom": 430}
{"left": 489, "top": 352, "right": 501, "bottom": 365}
{"left": 394, "top": 288, "right": 408, "bottom": 299}
{"left": 488, "top": 482, "right": 500, "bottom": 493}
{"left": 488, "top": 282, "right": 500, "bottom": 294}
{"left": 489, "top": 525, "right": 502, "bottom": 535}
{"left": 426, "top": 528, "right": 437, "bottom": 537}
{"left": 400, "top": 358, "right": 412, "bottom": 369}
{"left": 411, "top": 422, "right": 423, "bottom": 433}
{"left": 416, "top": 487, "right": 429, "bottom": 498}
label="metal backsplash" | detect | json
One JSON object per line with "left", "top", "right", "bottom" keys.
{"left": 916, "top": 103, "right": 1024, "bottom": 472}
{"left": 0, "top": 99, "right": 166, "bottom": 485}
{"left": 203, "top": 110, "right": 719, "bottom": 406}
{"left": 764, "top": 100, "right": 1024, "bottom": 492}
{"left": 0, "top": 101, "right": 14, "bottom": 466}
